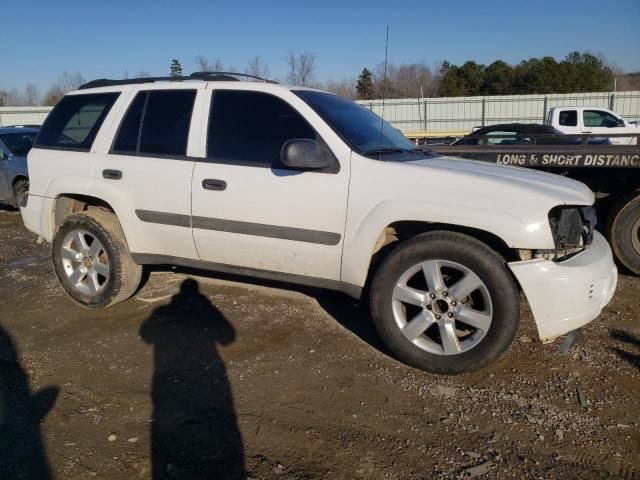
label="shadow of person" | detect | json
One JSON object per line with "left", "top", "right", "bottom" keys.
{"left": 0, "top": 322, "right": 58, "bottom": 480}
{"left": 140, "top": 278, "right": 245, "bottom": 480}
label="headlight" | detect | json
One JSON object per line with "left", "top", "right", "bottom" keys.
{"left": 526, "top": 206, "right": 596, "bottom": 261}
{"left": 549, "top": 205, "right": 596, "bottom": 248}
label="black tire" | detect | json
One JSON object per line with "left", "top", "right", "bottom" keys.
{"left": 12, "top": 178, "right": 28, "bottom": 208}
{"left": 51, "top": 210, "right": 142, "bottom": 308}
{"left": 370, "top": 231, "right": 520, "bottom": 375}
{"left": 607, "top": 192, "right": 640, "bottom": 276}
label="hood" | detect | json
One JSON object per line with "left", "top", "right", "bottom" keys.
{"left": 404, "top": 155, "right": 594, "bottom": 205}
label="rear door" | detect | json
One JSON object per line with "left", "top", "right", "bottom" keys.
{"left": 191, "top": 88, "right": 350, "bottom": 281}
{"left": 92, "top": 87, "right": 201, "bottom": 259}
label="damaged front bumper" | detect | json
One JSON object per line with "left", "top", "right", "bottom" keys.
{"left": 508, "top": 231, "right": 617, "bottom": 342}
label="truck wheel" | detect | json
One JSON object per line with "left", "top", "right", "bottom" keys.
{"left": 51, "top": 210, "right": 142, "bottom": 308}
{"left": 607, "top": 192, "right": 640, "bottom": 276}
{"left": 12, "top": 179, "right": 28, "bottom": 208}
{"left": 370, "top": 231, "right": 520, "bottom": 375}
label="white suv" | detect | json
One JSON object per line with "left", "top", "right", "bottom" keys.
{"left": 21, "top": 73, "right": 617, "bottom": 374}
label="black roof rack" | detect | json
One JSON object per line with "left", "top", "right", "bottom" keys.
{"left": 78, "top": 71, "right": 277, "bottom": 90}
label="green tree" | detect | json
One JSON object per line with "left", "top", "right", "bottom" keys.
{"left": 481, "top": 61, "right": 514, "bottom": 95}
{"left": 170, "top": 59, "right": 183, "bottom": 77}
{"left": 356, "top": 68, "right": 375, "bottom": 99}
{"left": 438, "top": 62, "right": 466, "bottom": 96}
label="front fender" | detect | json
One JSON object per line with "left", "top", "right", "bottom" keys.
{"left": 341, "top": 197, "right": 554, "bottom": 288}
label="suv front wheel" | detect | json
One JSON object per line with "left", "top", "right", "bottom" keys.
{"left": 52, "top": 210, "right": 142, "bottom": 308}
{"left": 370, "top": 231, "right": 520, "bottom": 374}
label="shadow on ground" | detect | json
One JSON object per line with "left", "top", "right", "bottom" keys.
{"left": 0, "top": 322, "right": 58, "bottom": 480}
{"left": 145, "top": 266, "right": 392, "bottom": 359}
{"left": 609, "top": 328, "right": 640, "bottom": 370}
{"left": 140, "top": 278, "right": 246, "bottom": 480}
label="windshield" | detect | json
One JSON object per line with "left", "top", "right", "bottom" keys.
{"left": 0, "top": 132, "right": 37, "bottom": 156}
{"left": 294, "top": 90, "right": 418, "bottom": 155}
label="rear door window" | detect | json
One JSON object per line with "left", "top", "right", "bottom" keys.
{"left": 558, "top": 110, "right": 578, "bottom": 127}
{"left": 112, "top": 92, "right": 147, "bottom": 153}
{"left": 35, "top": 93, "right": 120, "bottom": 150}
{"left": 139, "top": 90, "right": 196, "bottom": 156}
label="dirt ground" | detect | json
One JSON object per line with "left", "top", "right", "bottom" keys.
{"left": 0, "top": 206, "right": 638, "bottom": 480}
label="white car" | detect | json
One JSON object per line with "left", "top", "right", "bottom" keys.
{"left": 21, "top": 73, "right": 617, "bottom": 374}
{"left": 546, "top": 106, "right": 640, "bottom": 145}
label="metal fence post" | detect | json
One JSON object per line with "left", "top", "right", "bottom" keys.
{"left": 423, "top": 100, "right": 428, "bottom": 131}
{"left": 481, "top": 98, "right": 486, "bottom": 127}
{"left": 609, "top": 93, "right": 615, "bottom": 111}
{"left": 543, "top": 96, "right": 548, "bottom": 123}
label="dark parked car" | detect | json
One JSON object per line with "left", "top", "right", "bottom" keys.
{"left": 451, "top": 123, "right": 609, "bottom": 146}
{"left": 0, "top": 127, "right": 38, "bottom": 207}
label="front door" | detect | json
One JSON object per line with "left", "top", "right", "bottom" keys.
{"left": 582, "top": 109, "right": 631, "bottom": 145}
{"left": 191, "top": 89, "right": 350, "bottom": 281}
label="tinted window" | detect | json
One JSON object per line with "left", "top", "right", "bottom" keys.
{"left": 113, "top": 92, "right": 146, "bottom": 152}
{"left": 485, "top": 130, "right": 530, "bottom": 145}
{"left": 294, "top": 90, "right": 416, "bottom": 154}
{"left": 583, "top": 110, "right": 620, "bottom": 128}
{"left": 139, "top": 90, "right": 195, "bottom": 156}
{"left": 559, "top": 110, "right": 577, "bottom": 127}
{"left": 0, "top": 132, "right": 37, "bottom": 156}
{"left": 208, "top": 91, "right": 316, "bottom": 167}
{"left": 35, "top": 93, "right": 119, "bottom": 150}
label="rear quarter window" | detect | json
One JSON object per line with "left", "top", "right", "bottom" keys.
{"left": 35, "top": 92, "right": 120, "bottom": 151}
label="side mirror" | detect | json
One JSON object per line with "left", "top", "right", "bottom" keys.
{"left": 280, "top": 139, "right": 329, "bottom": 170}
{"left": 615, "top": 118, "right": 625, "bottom": 127}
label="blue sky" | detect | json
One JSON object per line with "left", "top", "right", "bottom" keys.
{"left": 2, "top": 0, "right": 639, "bottom": 92}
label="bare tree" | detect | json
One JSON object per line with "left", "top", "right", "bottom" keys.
{"left": 137, "top": 71, "right": 151, "bottom": 78}
{"left": 246, "top": 56, "right": 270, "bottom": 79}
{"left": 43, "top": 71, "right": 86, "bottom": 105}
{"left": 195, "top": 55, "right": 224, "bottom": 73}
{"left": 55, "top": 72, "right": 86, "bottom": 92}
{"left": 324, "top": 77, "right": 357, "bottom": 98}
{"left": 285, "top": 51, "right": 317, "bottom": 86}
{"left": 373, "top": 61, "right": 437, "bottom": 99}
{"left": 23, "top": 84, "right": 41, "bottom": 106}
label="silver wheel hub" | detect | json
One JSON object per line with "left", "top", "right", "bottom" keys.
{"left": 60, "top": 229, "right": 110, "bottom": 295}
{"left": 391, "top": 259, "right": 493, "bottom": 356}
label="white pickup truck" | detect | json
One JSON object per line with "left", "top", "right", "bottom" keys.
{"left": 21, "top": 73, "right": 617, "bottom": 374}
{"left": 546, "top": 106, "right": 640, "bottom": 145}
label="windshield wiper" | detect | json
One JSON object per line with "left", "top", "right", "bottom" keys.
{"left": 362, "top": 147, "right": 409, "bottom": 155}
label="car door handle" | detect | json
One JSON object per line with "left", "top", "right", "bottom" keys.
{"left": 102, "top": 169, "right": 122, "bottom": 180}
{"left": 202, "top": 179, "right": 227, "bottom": 191}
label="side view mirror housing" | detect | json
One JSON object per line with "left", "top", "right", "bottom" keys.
{"left": 280, "top": 139, "right": 329, "bottom": 170}
{"left": 615, "top": 118, "right": 626, "bottom": 127}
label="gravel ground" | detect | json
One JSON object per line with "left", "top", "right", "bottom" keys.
{"left": 0, "top": 207, "right": 638, "bottom": 480}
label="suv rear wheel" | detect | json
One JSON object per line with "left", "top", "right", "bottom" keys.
{"left": 52, "top": 210, "right": 142, "bottom": 308}
{"left": 370, "top": 231, "right": 520, "bottom": 374}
